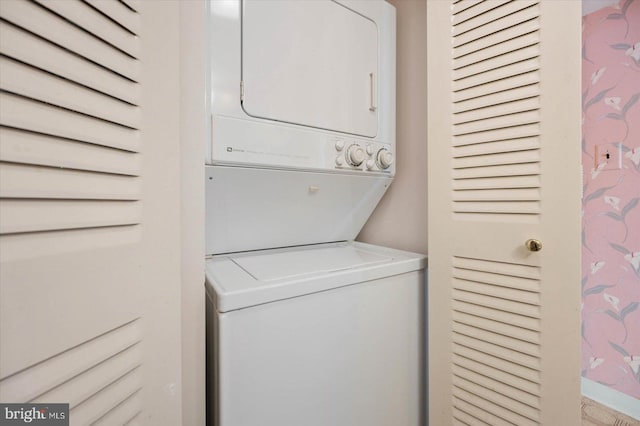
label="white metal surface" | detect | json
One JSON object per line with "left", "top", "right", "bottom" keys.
{"left": 242, "top": 0, "right": 378, "bottom": 137}
{"left": 206, "top": 241, "right": 426, "bottom": 312}
{"left": 208, "top": 0, "right": 396, "bottom": 175}
{"left": 205, "top": 166, "right": 391, "bottom": 255}
{"left": 205, "top": 242, "right": 426, "bottom": 426}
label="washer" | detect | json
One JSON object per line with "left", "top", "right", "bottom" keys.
{"left": 206, "top": 242, "right": 426, "bottom": 426}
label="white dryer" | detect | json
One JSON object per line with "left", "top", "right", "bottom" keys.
{"left": 206, "top": 0, "right": 396, "bottom": 255}
{"left": 206, "top": 242, "right": 425, "bottom": 426}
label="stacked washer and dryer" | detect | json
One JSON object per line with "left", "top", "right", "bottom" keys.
{"left": 205, "top": 1, "right": 426, "bottom": 425}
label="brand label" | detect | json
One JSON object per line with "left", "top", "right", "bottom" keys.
{"left": 0, "top": 404, "right": 69, "bottom": 425}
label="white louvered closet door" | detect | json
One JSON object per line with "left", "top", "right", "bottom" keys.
{"left": 427, "top": 1, "right": 582, "bottom": 425}
{"left": 0, "top": 1, "right": 182, "bottom": 424}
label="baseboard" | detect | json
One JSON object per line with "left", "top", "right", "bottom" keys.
{"left": 581, "top": 377, "right": 640, "bottom": 420}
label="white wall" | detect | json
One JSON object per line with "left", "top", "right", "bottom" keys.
{"left": 358, "top": 0, "right": 428, "bottom": 255}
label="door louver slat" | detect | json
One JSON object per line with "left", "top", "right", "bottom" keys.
{"left": 85, "top": 0, "right": 140, "bottom": 35}
{"left": 32, "top": 346, "right": 142, "bottom": 409}
{"left": 0, "top": 21, "right": 139, "bottom": 104}
{"left": 0, "top": 93, "right": 140, "bottom": 151}
{"left": 454, "top": 278, "right": 540, "bottom": 305}
{"left": 453, "top": 149, "right": 540, "bottom": 169}
{"left": 69, "top": 369, "right": 141, "bottom": 425}
{"left": 453, "top": 72, "right": 540, "bottom": 103}
{"left": 453, "top": 311, "right": 540, "bottom": 344}
{"left": 453, "top": 110, "right": 540, "bottom": 136}
{"left": 454, "top": 322, "right": 540, "bottom": 357}
{"left": 453, "top": 357, "right": 540, "bottom": 403}
{"left": 452, "top": 188, "right": 540, "bottom": 202}
{"left": 453, "top": 408, "right": 491, "bottom": 426}
{"left": 452, "top": 256, "right": 541, "bottom": 280}
{"left": 453, "top": 375, "right": 540, "bottom": 421}
{"left": 33, "top": 0, "right": 139, "bottom": 58}
{"left": 120, "top": 0, "right": 140, "bottom": 13}
{"left": 453, "top": 288, "right": 540, "bottom": 319}
{"left": 0, "top": 200, "right": 140, "bottom": 234}
{"left": 453, "top": 300, "right": 540, "bottom": 332}
{"left": 0, "top": 128, "right": 140, "bottom": 176}
{"left": 453, "top": 18, "right": 540, "bottom": 62}
{"left": 453, "top": 1, "right": 538, "bottom": 42}
{"left": 452, "top": 175, "right": 540, "bottom": 191}
{"left": 92, "top": 390, "right": 142, "bottom": 425}
{"left": 454, "top": 387, "right": 537, "bottom": 426}
{"left": 453, "top": 123, "right": 539, "bottom": 147}
{"left": 0, "top": 0, "right": 138, "bottom": 81}
{"left": 453, "top": 395, "right": 514, "bottom": 426}
{"left": 453, "top": 45, "right": 540, "bottom": 81}
{"left": 453, "top": 163, "right": 540, "bottom": 179}
{"left": 0, "top": 226, "right": 141, "bottom": 263}
{"left": 0, "top": 163, "right": 140, "bottom": 200}
{"left": 453, "top": 84, "right": 540, "bottom": 115}
{"left": 453, "top": 136, "right": 539, "bottom": 158}
{"left": 0, "top": 57, "right": 140, "bottom": 128}
{"left": 453, "top": 0, "right": 511, "bottom": 26}
{"left": 453, "top": 348, "right": 540, "bottom": 392}
{"left": 452, "top": 0, "right": 483, "bottom": 15}
{"left": 453, "top": 58, "right": 540, "bottom": 92}
{"left": 453, "top": 266, "right": 540, "bottom": 291}
{"left": 0, "top": 320, "right": 141, "bottom": 403}
{"left": 453, "top": 331, "right": 540, "bottom": 371}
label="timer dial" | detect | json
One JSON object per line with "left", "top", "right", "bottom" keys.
{"left": 346, "top": 144, "right": 365, "bottom": 167}
{"left": 376, "top": 149, "right": 394, "bottom": 169}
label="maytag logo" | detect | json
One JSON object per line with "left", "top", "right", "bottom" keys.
{"left": 0, "top": 404, "right": 68, "bottom": 425}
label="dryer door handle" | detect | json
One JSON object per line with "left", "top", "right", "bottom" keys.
{"left": 369, "top": 72, "right": 377, "bottom": 112}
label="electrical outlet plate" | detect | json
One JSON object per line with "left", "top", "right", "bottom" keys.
{"left": 594, "top": 142, "right": 622, "bottom": 171}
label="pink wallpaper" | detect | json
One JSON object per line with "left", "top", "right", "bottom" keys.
{"left": 582, "top": 0, "right": 640, "bottom": 399}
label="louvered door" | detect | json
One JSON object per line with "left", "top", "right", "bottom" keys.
{"left": 0, "top": 1, "right": 182, "bottom": 424}
{"left": 427, "top": 1, "right": 581, "bottom": 425}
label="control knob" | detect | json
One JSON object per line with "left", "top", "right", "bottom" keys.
{"left": 376, "top": 149, "right": 394, "bottom": 169}
{"left": 346, "top": 144, "right": 365, "bottom": 167}
{"left": 365, "top": 159, "right": 375, "bottom": 170}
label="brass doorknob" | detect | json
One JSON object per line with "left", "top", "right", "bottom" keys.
{"left": 525, "top": 239, "right": 542, "bottom": 252}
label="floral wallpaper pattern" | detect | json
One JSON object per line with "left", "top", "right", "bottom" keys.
{"left": 581, "top": 0, "right": 640, "bottom": 399}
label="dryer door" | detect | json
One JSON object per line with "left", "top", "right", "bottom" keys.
{"left": 241, "top": 0, "right": 378, "bottom": 138}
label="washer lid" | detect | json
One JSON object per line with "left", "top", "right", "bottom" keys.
{"left": 233, "top": 244, "right": 391, "bottom": 282}
{"left": 206, "top": 242, "right": 427, "bottom": 313}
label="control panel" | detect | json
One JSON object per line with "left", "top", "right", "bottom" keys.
{"left": 331, "top": 137, "right": 393, "bottom": 173}
{"left": 211, "top": 115, "right": 394, "bottom": 176}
